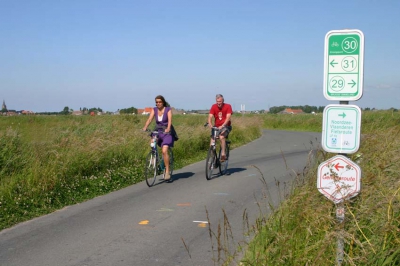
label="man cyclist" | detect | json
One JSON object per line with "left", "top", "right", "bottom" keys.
{"left": 208, "top": 94, "right": 232, "bottom": 162}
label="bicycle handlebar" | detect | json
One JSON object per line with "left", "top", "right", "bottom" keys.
{"left": 204, "top": 122, "right": 219, "bottom": 130}
{"left": 142, "top": 129, "right": 170, "bottom": 134}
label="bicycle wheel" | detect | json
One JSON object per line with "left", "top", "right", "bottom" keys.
{"left": 205, "top": 147, "right": 216, "bottom": 180}
{"left": 162, "top": 148, "right": 174, "bottom": 179}
{"left": 219, "top": 141, "right": 230, "bottom": 175}
{"left": 144, "top": 151, "right": 158, "bottom": 187}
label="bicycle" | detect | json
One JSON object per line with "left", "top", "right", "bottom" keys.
{"left": 204, "top": 123, "right": 231, "bottom": 180}
{"left": 143, "top": 130, "right": 174, "bottom": 187}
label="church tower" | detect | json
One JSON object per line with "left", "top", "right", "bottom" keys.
{"left": 2, "top": 100, "right": 7, "bottom": 111}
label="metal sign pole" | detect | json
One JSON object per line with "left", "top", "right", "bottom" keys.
{"left": 336, "top": 201, "right": 345, "bottom": 265}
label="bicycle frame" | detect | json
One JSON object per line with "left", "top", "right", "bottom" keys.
{"left": 143, "top": 130, "right": 173, "bottom": 187}
{"left": 205, "top": 126, "right": 230, "bottom": 180}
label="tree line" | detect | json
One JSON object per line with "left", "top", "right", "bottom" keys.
{"left": 35, "top": 106, "right": 138, "bottom": 115}
{"left": 268, "top": 105, "right": 398, "bottom": 114}
{"left": 268, "top": 105, "right": 325, "bottom": 114}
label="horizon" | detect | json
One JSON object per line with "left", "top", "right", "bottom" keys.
{"left": 1, "top": 99, "right": 396, "bottom": 114}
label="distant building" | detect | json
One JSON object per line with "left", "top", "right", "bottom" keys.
{"left": 280, "top": 108, "right": 304, "bottom": 114}
{"left": 72, "top": 111, "right": 83, "bottom": 116}
{"left": 137, "top": 107, "right": 153, "bottom": 115}
{"left": 2, "top": 100, "right": 7, "bottom": 111}
{"left": 21, "top": 110, "right": 35, "bottom": 115}
{"left": 196, "top": 110, "right": 210, "bottom": 114}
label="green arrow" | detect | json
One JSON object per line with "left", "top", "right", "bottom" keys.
{"left": 338, "top": 112, "right": 346, "bottom": 118}
{"left": 348, "top": 80, "right": 356, "bottom": 88}
{"left": 330, "top": 59, "right": 338, "bottom": 67}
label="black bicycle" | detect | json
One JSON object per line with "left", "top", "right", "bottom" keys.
{"left": 204, "top": 123, "right": 230, "bottom": 180}
{"left": 143, "top": 130, "right": 174, "bottom": 187}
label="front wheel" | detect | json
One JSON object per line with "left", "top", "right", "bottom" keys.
{"left": 205, "top": 147, "right": 216, "bottom": 180}
{"left": 144, "top": 151, "right": 158, "bottom": 187}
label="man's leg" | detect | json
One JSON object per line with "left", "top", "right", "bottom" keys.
{"left": 219, "top": 135, "right": 226, "bottom": 161}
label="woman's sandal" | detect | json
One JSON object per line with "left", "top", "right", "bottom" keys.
{"left": 163, "top": 172, "right": 171, "bottom": 180}
{"left": 220, "top": 155, "right": 226, "bottom": 162}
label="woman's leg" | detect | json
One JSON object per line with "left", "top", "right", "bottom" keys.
{"left": 162, "top": 145, "right": 170, "bottom": 179}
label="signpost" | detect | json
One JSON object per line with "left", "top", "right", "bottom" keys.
{"left": 324, "top": 29, "right": 364, "bottom": 101}
{"left": 321, "top": 29, "right": 364, "bottom": 265}
{"left": 317, "top": 155, "right": 361, "bottom": 203}
{"left": 321, "top": 104, "right": 362, "bottom": 154}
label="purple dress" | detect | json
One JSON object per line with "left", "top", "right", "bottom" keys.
{"left": 154, "top": 107, "right": 174, "bottom": 147}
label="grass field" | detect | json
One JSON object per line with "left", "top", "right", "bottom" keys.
{"left": 1, "top": 110, "right": 399, "bottom": 265}
{"left": 0, "top": 114, "right": 261, "bottom": 230}
{"left": 237, "top": 110, "right": 400, "bottom": 265}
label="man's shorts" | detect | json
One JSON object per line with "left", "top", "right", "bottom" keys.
{"left": 211, "top": 126, "right": 232, "bottom": 138}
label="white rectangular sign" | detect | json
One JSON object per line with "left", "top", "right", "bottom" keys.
{"left": 322, "top": 104, "right": 362, "bottom": 154}
{"left": 323, "top": 29, "right": 364, "bottom": 101}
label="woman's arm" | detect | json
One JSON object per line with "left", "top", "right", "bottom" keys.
{"left": 142, "top": 109, "right": 155, "bottom": 130}
{"left": 166, "top": 109, "right": 172, "bottom": 133}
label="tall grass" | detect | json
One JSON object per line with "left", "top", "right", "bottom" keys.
{"left": 262, "top": 113, "right": 322, "bottom": 132}
{"left": 0, "top": 114, "right": 262, "bottom": 230}
{"left": 239, "top": 110, "right": 400, "bottom": 265}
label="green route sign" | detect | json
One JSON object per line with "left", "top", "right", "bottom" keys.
{"left": 322, "top": 104, "right": 362, "bottom": 154}
{"left": 324, "top": 29, "right": 364, "bottom": 101}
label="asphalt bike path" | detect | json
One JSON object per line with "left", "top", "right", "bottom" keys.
{"left": 0, "top": 130, "right": 321, "bottom": 266}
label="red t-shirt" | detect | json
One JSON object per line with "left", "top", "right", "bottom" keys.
{"left": 209, "top": 103, "right": 232, "bottom": 127}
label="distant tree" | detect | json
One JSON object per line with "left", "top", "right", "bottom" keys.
{"left": 60, "top": 106, "right": 70, "bottom": 115}
{"left": 88, "top": 107, "right": 103, "bottom": 114}
{"left": 303, "top": 105, "right": 313, "bottom": 113}
{"left": 269, "top": 106, "right": 286, "bottom": 114}
{"left": 268, "top": 105, "right": 326, "bottom": 114}
{"left": 120, "top": 106, "right": 138, "bottom": 114}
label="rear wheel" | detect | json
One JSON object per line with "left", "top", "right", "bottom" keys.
{"left": 219, "top": 141, "right": 230, "bottom": 175}
{"left": 205, "top": 147, "right": 216, "bottom": 180}
{"left": 144, "top": 151, "right": 158, "bottom": 187}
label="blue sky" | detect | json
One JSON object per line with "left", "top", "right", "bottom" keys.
{"left": 1, "top": 0, "right": 399, "bottom": 112}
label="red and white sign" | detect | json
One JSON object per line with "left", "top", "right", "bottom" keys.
{"left": 317, "top": 155, "right": 361, "bottom": 203}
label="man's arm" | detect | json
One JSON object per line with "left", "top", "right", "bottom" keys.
{"left": 208, "top": 113, "right": 213, "bottom": 128}
{"left": 222, "top": 113, "right": 232, "bottom": 127}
